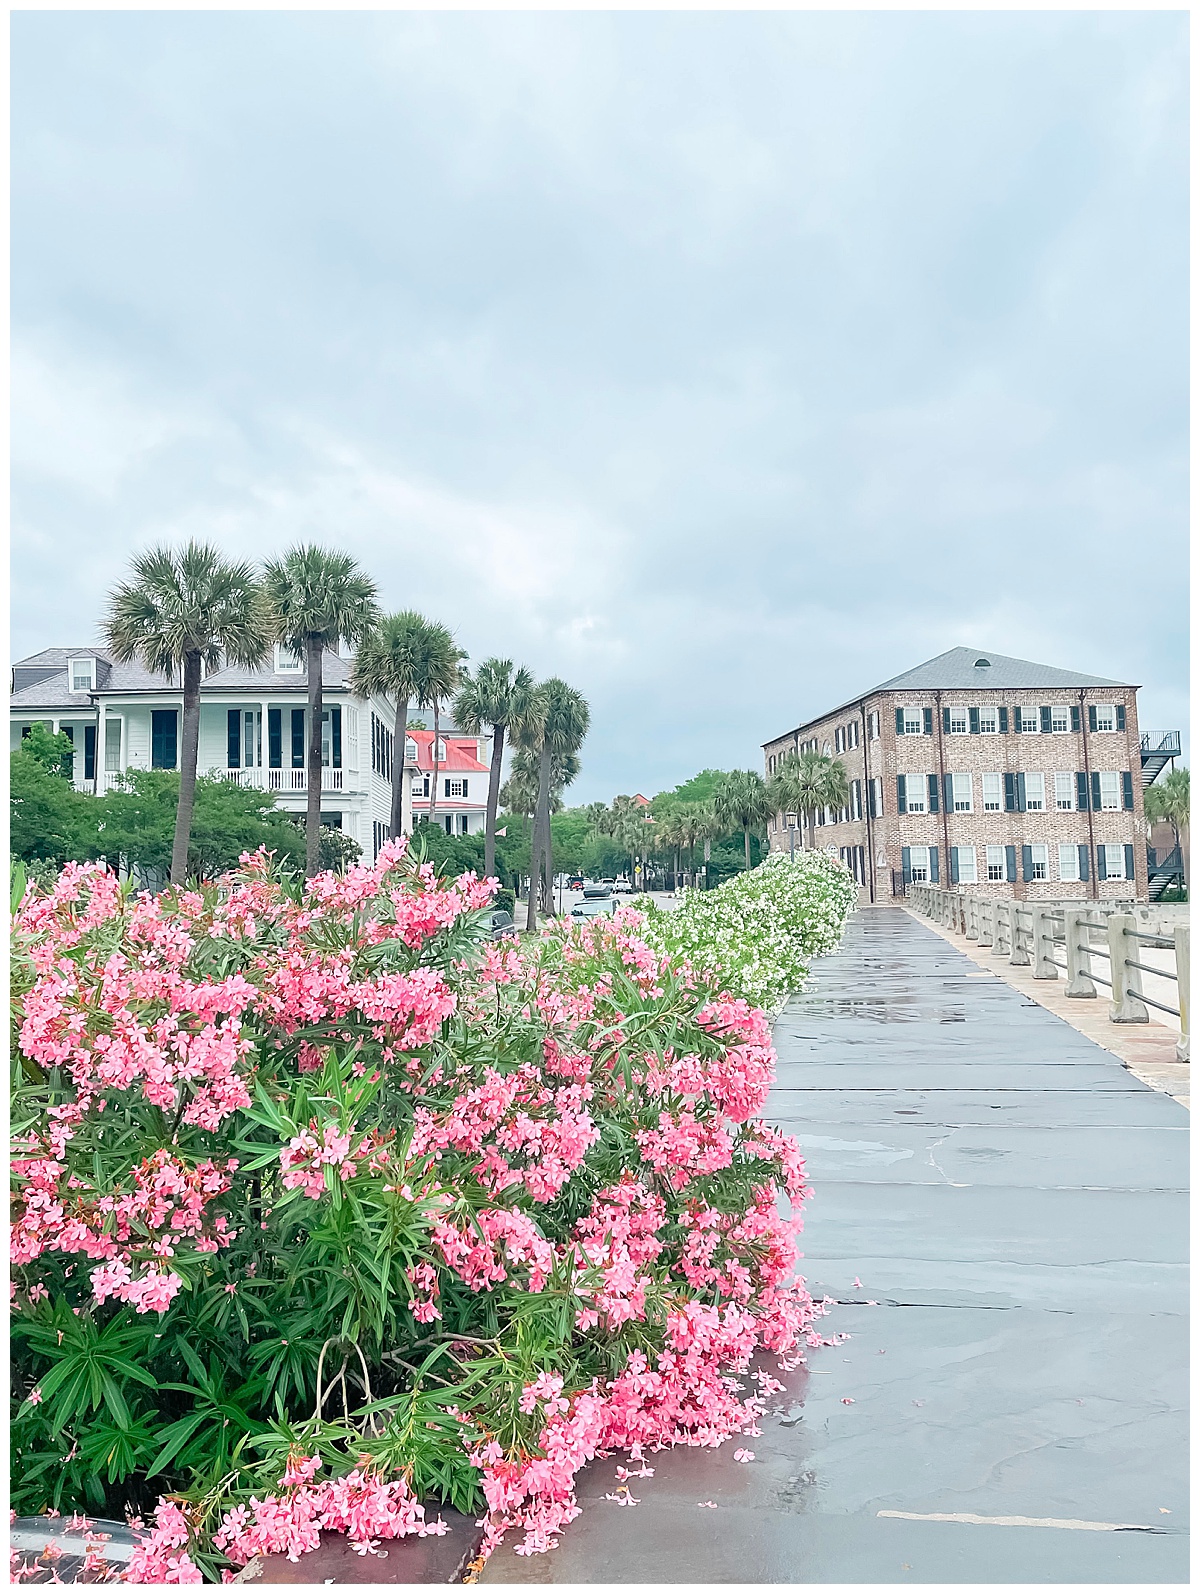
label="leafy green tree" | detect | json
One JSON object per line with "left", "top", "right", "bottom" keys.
{"left": 11, "top": 732, "right": 92, "bottom": 865}
{"left": 714, "top": 770, "right": 772, "bottom": 873}
{"left": 105, "top": 543, "right": 272, "bottom": 886}
{"left": 453, "top": 660, "right": 535, "bottom": 882}
{"left": 351, "top": 612, "right": 439, "bottom": 842}
{"left": 263, "top": 546, "right": 380, "bottom": 877}
{"left": 97, "top": 772, "right": 306, "bottom": 881}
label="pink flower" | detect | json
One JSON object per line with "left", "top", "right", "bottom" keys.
{"left": 733, "top": 1448, "right": 754, "bottom": 1463}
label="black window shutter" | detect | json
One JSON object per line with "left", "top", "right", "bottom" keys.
{"left": 1079, "top": 844, "right": 1090, "bottom": 882}
{"left": 998, "top": 706, "right": 1009, "bottom": 733}
{"left": 1091, "top": 771, "right": 1102, "bottom": 811}
{"left": 1005, "top": 845, "right": 1017, "bottom": 883}
{"left": 1116, "top": 704, "right": 1126, "bottom": 731}
{"left": 943, "top": 707, "right": 951, "bottom": 734}
{"left": 83, "top": 725, "right": 96, "bottom": 780}
{"left": 1124, "top": 844, "right": 1135, "bottom": 880}
{"left": 1096, "top": 846, "right": 1108, "bottom": 881}
{"left": 1070, "top": 705, "right": 1080, "bottom": 732}
{"left": 1022, "top": 845, "right": 1033, "bottom": 882}
{"left": 928, "top": 774, "right": 939, "bottom": 813}
{"left": 1004, "top": 773, "right": 1017, "bottom": 812}
{"left": 1122, "top": 771, "right": 1134, "bottom": 810}
{"left": 969, "top": 707, "right": 980, "bottom": 734}
{"left": 1076, "top": 772, "right": 1089, "bottom": 810}
{"left": 943, "top": 773, "right": 954, "bottom": 810}
{"left": 227, "top": 709, "right": 241, "bottom": 768}
{"left": 901, "top": 846, "right": 911, "bottom": 883}
{"left": 950, "top": 846, "right": 959, "bottom": 883}
{"left": 332, "top": 707, "right": 342, "bottom": 768}
{"left": 292, "top": 709, "right": 305, "bottom": 768}
{"left": 1016, "top": 773, "right": 1027, "bottom": 811}
{"left": 923, "top": 707, "right": 933, "bottom": 736}
{"left": 895, "top": 708, "right": 905, "bottom": 735}
{"left": 930, "top": 846, "right": 939, "bottom": 884}
{"left": 1040, "top": 706, "right": 1052, "bottom": 733}
{"left": 896, "top": 776, "right": 907, "bottom": 814}
{"left": 1088, "top": 704, "right": 1098, "bottom": 732}
{"left": 268, "top": 709, "right": 282, "bottom": 769}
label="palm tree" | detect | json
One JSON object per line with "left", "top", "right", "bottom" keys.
{"left": 695, "top": 801, "right": 720, "bottom": 890}
{"left": 105, "top": 542, "right": 272, "bottom": 886}
{"left": 1145, "top": 767, "right": 1190, "bottom": 881}
{"left": 453, "top": 659, "right": 535, "bottom": 880}
{"left": 676, "top": 804, "right": 704, "bottom": 889}
{"left": 778, "top": 750, "right": 849, "bottom": 852}
{"left": 262, "top": 546, "right": 380, "bottom": 876}
{"left": 501, "top": 746, "right": 578, "bottom": 910}
{"left": 714, "top": 770, "right": 772, "bottom": 873}
{"left": 656, "top": 810, "right": 685, "bottom": 888}
{"left": 350, "top": 611, "right": 437, "bottom": 842}
{"left": 524, "top": 680, "right": 589, "bottom": 930}
{"left": 418, "top": 632, "right": 467, "bottom": 834}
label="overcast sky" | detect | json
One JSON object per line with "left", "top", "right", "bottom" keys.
{"left": 12, "top": 11, "right": 1188, "bottom": 801}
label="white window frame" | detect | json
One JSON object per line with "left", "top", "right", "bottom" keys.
{"left": 103, "top": 715, "right": 124, "bottom": 774}
{"left": 981, "top": 772, "right": 1002, "bottom": 811}
{"left": 848, "top": 720, "right": 859, "bottom": 749}
{"left": 1058, "top": 844, "right": 1080, "bottom": 882}
{"left": 275, "top": 644, "right": 303, "bottom": 674}
{"left": 1018, "top": 705, "right": 1040, "bottom": 734}
{"left": 1098, "top": 772, "right": 1121, "bottom": 811}
{"left": 977, "top": 706, "right": 999, "bottom": 735}
{"left": 957, "top": 845, "right": 978, "bottom": 885}
{"left": 947, "top": 706, "right": 968, "bottom": 735}
{"left": 952, "top": 773, "right": 973, "bottom": 812}
{"left": 986, "top": 844, "right": 1006, "bottom": 882}
{"left": 1094, "top": 703, "right": 1117, "bottom": 732}
{"left": 902, "top": 709, "right": 924, "bottom": 737}
{"left": 68, "top": 657, "right": 96, "bottom": 692}
{"left": 446, "top": 777, "right": 467, "bottom": 798}
{"left": 1029, "top": 843, "right": 1048, "bottom": 881}
{"left": 904, "top": 776, "right": 927, "bottom": 814}
{"left": 868, "top": 711, "right": 880, "bottom": 741}
{"left": 1024, "top": 772, "right": 1045, "bottom": 812}
{"left": 1054, "top": 772, "right": 1075, "bottom": 812}
{"left": 909, "top": 846, "right": 930, "bottom": 883}
{"left": 1050, "top": 706, "right": 1071, "bottom": 733}
{"left": 1103, "top": 843, "right": 1126, "bottom": 879}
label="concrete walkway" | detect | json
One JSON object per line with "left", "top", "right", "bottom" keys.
{"left": 481, "top": 907, "right": 1188, "bottom": 1584}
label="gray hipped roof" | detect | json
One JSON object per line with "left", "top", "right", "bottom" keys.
{"left": 10, "top": 646, "right": 357, "bottom": 711}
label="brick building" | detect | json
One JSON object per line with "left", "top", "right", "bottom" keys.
{"left": 762, "top": 648, "right": 1152, "bottom": 904}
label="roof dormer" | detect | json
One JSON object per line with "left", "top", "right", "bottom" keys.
{"left": 68, "top": 656, "right": 96, "bottom": 693}
{"left": 275, "top": 644, "right": 304, "bottom": 674}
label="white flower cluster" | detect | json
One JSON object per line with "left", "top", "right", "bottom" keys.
{"left": 634, "top": 850, "right": 859, "bottom": 1012}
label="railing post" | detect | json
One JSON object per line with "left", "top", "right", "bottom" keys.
{"left": 1064, "top": 909, "right": 1097, "bottom": 997}
{"left": 1108, "top": 913, "right": 1149, "bottom": 1023}
{"left": 1031, "top": 907, "right": 1057, "bottom": 979}
{"left": 980, "top": 899, "right": 994, "bottom": 948}
{"left": 1175, "top": 923, "right": 1189, "bottom": 1062}
{"left": 1009, "top": 905, "right": 1030, "bottom": 966}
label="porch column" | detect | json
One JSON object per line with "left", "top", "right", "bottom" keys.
{"left": 261, "top": 700, "right": 270, "bottom": 788}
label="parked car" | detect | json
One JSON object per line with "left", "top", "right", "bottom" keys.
{"left": 582, "top": 883, "right": 613, "bottom": 899}
{"left": 486, "top": 909, "right": 518, "bottom": 939}
{"left": 570, "top": 899, "right": 615, "bottom": 920}
{"left": 567, "top": 876, "right": 585, "bottom": 891}
{"left": 611, "top": 879, "right": 635, "bottom": 894}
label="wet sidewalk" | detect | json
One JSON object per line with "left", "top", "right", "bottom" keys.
{"left": 481, "top": 907, "right": 1188, "bottom": 1584}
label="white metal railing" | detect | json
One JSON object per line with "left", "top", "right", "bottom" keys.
{"left": 98, "top": 767, "right": 346, "bottom": 794}
{"left": 908, "top": 884, "right": 1189, "bottom": 1063}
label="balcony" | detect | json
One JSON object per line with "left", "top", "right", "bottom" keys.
{"left": 97, "top": 767, "right": 346, "bottom": 795}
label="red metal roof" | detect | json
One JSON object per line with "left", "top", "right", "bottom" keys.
{"left": 406, "top": 731, "right": 488, "bottom": 773}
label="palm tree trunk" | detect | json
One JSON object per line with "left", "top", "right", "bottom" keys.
{"left": 743, "top": 824, "right": 751, "bottom": 872}
{"left": 170, "top": 650, "right": 203, "bottom": 886}
{"left": 703, "top": 837, "right": 711, "bottom": 889}
{"left": 428, "top": 704, "right": 442, "bottom": 832}
{"left": 389, "top": 694, "right": 409, "bottom": 839}
{"left": 305, "top": 634, "right": 323, "bottom": 877}
{"left": 527, "top": 741, "right": 552, "bottom": 930}
{"left": 485, "top": 723, "right": 505, "bottom": 880}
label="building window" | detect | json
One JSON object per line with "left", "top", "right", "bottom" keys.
{"left": 848, "top": 720, "right": 859, "bottom": 749}
{"left": 956, "top": 845, "right": 978, "bottom": 885}
{"left": 371, "top": 713, "right": 393, "bottom": 780}
{"left": 1098, "top": 772, "right": 1121, "bottom": 811}
{"left": 1028, "top": 843, "right": 1048, "bottom": 881}
{"left": 950, "top": 773, "right": 972, "bottom": 812}
{"left": 1050, "top": 706, "right": 1070, "bottom": 733}
{"left": 903, "top": 776, "right": 927, "bottom": 814}
{"left": 947, "top": 706, "right": 968, "bottom": 734}
{"left": 986, "top": 844, "right": 1006, "bottom": 883}
{"left": 69, "top": 658, "right": 95, "bottom": 692}
{"left": 457, "top": 814, "right": 470, "bottom": 835}
{"left": 902, "top": 709, "right": 924, "bottom": 736}
{"left": 405, "top": 736, "right": 419, "bottom": 765}
{"left": 151, "top": 710, "right": 178, "bottom": 770}
{"left": 981, "top": 773, "right": 1002, "bottom": 811}
{"left": 868, "top": 711, "right": 880, "bottom": 740}
{"left": 850, "top": 780, "right": 863, "bottom": 821}
{"left": 446, "top": 777, "right": 467, "bottom": 798}
{"left": 1024, "top": 772, "right": 1045, "bottom": 812}
{"left": 443, "top": 815, "right": 453, "bottom": 835}
{"left": 1102, "top": 843, "right": 1126, "bottom": 879}
{"left": 869, "top": 777, "right": 883, "bottom": 818}
{"left": 1058, "top": 844, "right": 1080, "bottom": 882}
{"left": 103, "top": 718, "right": 123, "bottom": 774}
{"left": 834, "top": 727, "right": 843, "bottom": 753}
{"left": 1016, "top": 705, "right": 1038, "bottom": 733}
{"left": 1094, "top": 704, "right": 1117, "bottom": 732}
{"left": 275, "top": 645, "right": 303, "bottom": 673}
{"left": 909, "top": 846, "right": 930, "bottom": 883}
{"left": 1054, "top": 772, "right": 1075, "bottom": 811}
{"left": 977, "top": 706, "right": 998, "bottom": 735}
{"left": 435, "top": 739, "right": 447, "bottom": 762}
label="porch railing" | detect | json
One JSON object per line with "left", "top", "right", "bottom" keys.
{"left": 97, "top": 767, "right": 346, "bottom": 794}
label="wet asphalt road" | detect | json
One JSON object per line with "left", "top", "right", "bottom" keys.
{"left": 481, "top": 906, "right": 1188, "bottom": 1584}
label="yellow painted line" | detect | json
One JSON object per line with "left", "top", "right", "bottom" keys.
{"left": 877, "top": 1511, "right": 1158, "bottom": 1532}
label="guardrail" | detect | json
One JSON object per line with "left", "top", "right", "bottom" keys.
{"left": 909, "top": 885, "right": 1189, "bottom": 1063}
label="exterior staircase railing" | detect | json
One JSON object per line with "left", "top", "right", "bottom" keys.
{"left": 1140, "top": 731, "right": 1182, "bottom": 787}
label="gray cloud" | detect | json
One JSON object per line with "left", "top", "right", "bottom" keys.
{"left": 12, "top": 11, "right": 1188, "bottom": 799}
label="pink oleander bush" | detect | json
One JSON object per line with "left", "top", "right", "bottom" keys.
{"left": 10, "top": 843, "right": 826, "bottom": 1583}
